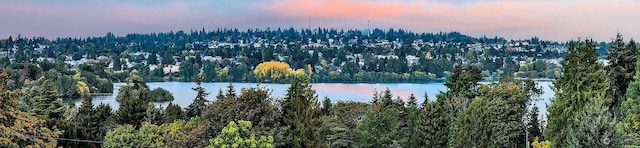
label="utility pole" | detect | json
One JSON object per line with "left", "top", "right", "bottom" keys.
{"left": 367, "top": 20, "right": 371, "bottom": 37}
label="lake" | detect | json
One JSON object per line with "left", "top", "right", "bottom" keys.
{"left": 81, "top": 81, "right": 554, "bottom": 115}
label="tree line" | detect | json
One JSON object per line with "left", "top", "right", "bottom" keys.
{"left": 3, "top": 34, "right": 640, "bottom": 147}
{"left": 1, "top": 28, "right": 566, "bottom": 84}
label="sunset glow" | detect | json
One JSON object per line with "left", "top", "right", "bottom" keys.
{"left": 2, "top": 0, "right": 639, "bottom": 41}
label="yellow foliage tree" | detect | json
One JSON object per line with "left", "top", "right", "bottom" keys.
{"left": 531, "top": 137, "right": 551, "bottom": 148}
{"left": 74, "top": 73, "right": 91, "bottom": 97}
{"left": 253, "top": 61, "right": 292, "bottom": 82}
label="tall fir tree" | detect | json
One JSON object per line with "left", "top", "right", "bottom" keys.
{"left": 29, "top": 80, "right": 65, "bottom": 119}
{"left": 404, "top": 94, "right": 420, "bottom": 148}
{"left": 546, "top": 39, "right": 609, "bottom": 147}
{"left": 186, "top": 71, "right": 209, "bottom": 119}
{"left": 605, "top": 33, "right": 637, "bottom": 118}
{"left": 419, "top": 94, "right": 449, "bottom": 147}
{"left": 115, "top": 70, "right": 152, "bottom": 127}
{"left": 281, "top": 77, "right": 325, "bottom": 147}
{"left": 95, "top": 103, "right": 114, "bottom": 140}
{"left": 74, "top": 95, "right": 100, "bottom": 141}
{"left": 623, "top": 38, "right": 640, "bottom": 144}
{"left": 354, "top": 89, "right": 406, "bottom": 147}
{"left": 527, "top": 106, "right": 542, "bottom": 142}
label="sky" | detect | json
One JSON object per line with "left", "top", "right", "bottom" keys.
{"left": 1, "top": 0, "right": 639, "bottom": 42}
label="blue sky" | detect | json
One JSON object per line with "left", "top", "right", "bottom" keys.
{"left": 2, "top": 0, "right": 639, "bottom": 41}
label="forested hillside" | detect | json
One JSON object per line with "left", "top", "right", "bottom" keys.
{"left": 2, "top": 31, "right": 639, "bottom": 147}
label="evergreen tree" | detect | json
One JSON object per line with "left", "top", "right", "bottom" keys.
{"left": 145, "top": 106, "right": 164, "bottom": 125}
{"left": 115, "top": 70, "right": 152, "bottom": 127}
{"left": 186, "top": 72, "right": 208, "bottom": 119}
{"left": 354, "top": 89, "right": 405, "bottom": 147}
{"left": 569, "top": 99, "right": 624, "bottom": 147}
{"left": 527, "top": 106, "right": 543, "bottom": 143}
{"left": 443, "top": 64, "right": 483, "bottom": 110}
{"left": 622, "top": 45, "right": 640, "bottom": 144}
{"left": 74, "top": 95, "right": 100, "bottom": 141}
{"left": 405, "top": 94, "right": 420, "bottom": 147}
{"left": 546, "top": 39, "right": 609, "bottom": 147}
{"left": 281, "top": 77, "right": 325, "bottom": 147}
{"left": 605, "top": 33, "right": 637, "bottom": 117}
{"left": 112, "top": 55, "right": 122, "bottom": 70}
{"left": 419, "top": 95, "right": 449, "bottom": 147}
{"left": 147, "top": 52, "right": 158, "bottom": 65}
{"left": 29, "top": 80, "right": 65, "bottom": 119}
{"left": 95, "top": 103, "right": 114, "bottom": 140}
{"left": 321, "top": 97, "right": 333, "bottom": 116}
{"left": 164, "top": 102, "right": 185, "bottom": 123}
{"left": 202, "top": 84, "right": 283, "bottom": 146}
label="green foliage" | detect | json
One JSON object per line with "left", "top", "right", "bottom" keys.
{"left": 528, "top": 106, "right": 543, "bottom": 143}
{"left": 29, "top": 80, "right": 65, "bottom": 119}
{"left": 95, "top": 103, "right": 114, "bottom": 139}
{"left": 450, "top": 77, "right": 540, "bottom": 147}
{"left": 148, "top": 52, "right": 158, "bottom": 65}
{"left": 454, "top": 98, "right": 492, "bottom": 147}
{"left": 404, "top": 94, "right": 421, "bottom": 148}
{"left": 115, "top": 70, "right": 152, "bottom": 127}
{"left": 546, "top": 39, "right": 609, "bottom": 147}
{"left": 145, "top": 106, "right": 164, "bottom": 125}
{"left": 207, "top": 120, "right": 274, "bottom": 148}
{"left": 164, "top": 102, "right": 185, "bottom": 123}
{"left": 0, "top": 69, "right": 62, "bottom": 148}
{"left": 354, "top": 89, "right": 405, "bottom": 147}
{"left": 568, "top": 99, "right": 624, "bottom": 147}
{"left": 605, "top": 33, "right": 637, "bottom": 117}
{"left": 103, "top": 121, "right": 199, "bottom": 148}
{"left": 281, "top": 77, "right": 325, "bottom": 147}
{"left": 621, "top": 97, "right": 640, "bottom": 145}
{"left": 202, "top": 84, "right": 283, "bottom": 146}
{"left": 321, "top": 97, "right": 333, "bottom": 116}
{"left": 186, "top": 71, "right": 209, "bottom": 119}
{"left": 419, "top": 96, "right": 449, "bottom": 147}
{"left": 150, "top": 87, "right": 174, "bottom": 102}
{"left": 179, "top": 59, "right": 199, "bottom": 81}
{"left": 73, "top": 95, "right": 101, "bottom": 145}
{"left": 443, "top": 64, "right": 483, "bottom": 111}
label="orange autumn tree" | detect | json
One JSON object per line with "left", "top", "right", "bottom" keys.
{"left": 254, "top": 61, "right": 292, "bottom": 83}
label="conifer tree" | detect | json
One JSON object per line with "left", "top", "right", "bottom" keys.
{"left": 145, "top": 106, "right": 164, "bottom": 125}
{"left": 165, "top": 103, "right": 185, "bottom": 123}
{"left": 74, "top": 95, "right": 99, "bottom": 140}
{"left": 354, "top": 88, "right": 405, "bottom": 147}
{"left": 281, "top": 77, "right": 325, "bottom": 147}
{"left": 115, "top": 70, "right": 152, "bottom": 127}
{"left": 29, "top": 80, "right": 65, "bottom": 119}
{"left": 605, "top": 33, "right": 637, "bottom": 117}
{"left": 419, "top": 94, "right": 449, "bottom": 147}
{"left": 527, "top": 106, "right": 542, "bottom": 142}
{"left": 622, "top": 39, "right": 640, "bottom": 144}
{"left": 186, "top": 72, "right": 209, "bottom": 119}
{"left": 546, "top": 39, "right": 609, "bottom": 147}
{"left": 569, "top": 99, "right": 624, "bottom": 147}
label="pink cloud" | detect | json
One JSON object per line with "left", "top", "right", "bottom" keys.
{"left": 265, "top": 0, "right": 640, "bottom": 41}
{"left": 2, "top": 0, "right": 640, "bottom": 41}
